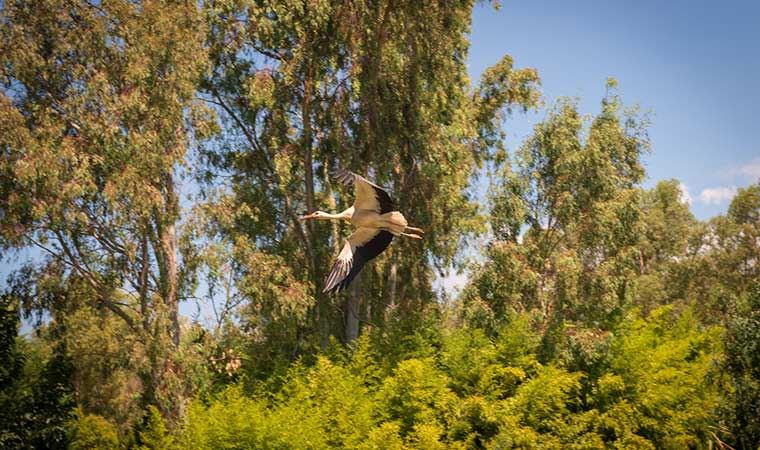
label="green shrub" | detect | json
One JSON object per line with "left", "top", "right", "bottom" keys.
{"left": 68, "top": 411, "right": 120, "bottom": 450}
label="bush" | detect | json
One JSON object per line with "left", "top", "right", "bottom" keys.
{"left": 68, "top": 411, "right": 120, "bottom": 450}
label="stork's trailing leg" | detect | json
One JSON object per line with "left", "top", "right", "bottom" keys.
{"left": 400, "top": 232, "right": 423, "bottom": 239}
{"left": 405, "top": 226, "right": 424, "bottom": 234}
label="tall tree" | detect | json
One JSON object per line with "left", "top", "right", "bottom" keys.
{"left": 670, "top": 183, "right": 760, "bottom": 322}
{"left": 723, "top": 281, "right": 760, "bottom": 449}
{"left": 465, "top": 80, "right": 650, "bottom": 336}
{"left": 632, "top": 179, "right": 698, "bottom": 313}
{"left": 0, "top": 294, "right": 76, "bottom": 449}
{"left": 199, "top": 0, "right": 538, "bottom": 356}
{"left": 0, "top": 0, "right": 214, "bottom": 421}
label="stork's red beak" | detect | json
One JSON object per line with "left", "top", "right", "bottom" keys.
{"left": 299, "top": 213, "right": 316, "bottom": 221}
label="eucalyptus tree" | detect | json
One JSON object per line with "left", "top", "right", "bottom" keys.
{"left": 630, "top": 179, "right": 699, "bottom": 313}
{"left": 0, "top": 0, "right": 215, "bottom": 421}
{"left": 662, "top": 183, "right": 760, "bottom": 323}
{"left": 723, "top": 281, "right": 760, "bottom": 449}
{"left": 199, "top": 0, "right": 539, "bottom": 352}
{"left": 465, "top": 80, "right": 650, "bottom": 337}
{"left": 639, "top": 180, "right": 697, "bottom": 269}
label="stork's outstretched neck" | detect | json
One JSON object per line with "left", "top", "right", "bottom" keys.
{"left": 299, "top": 206, "right": 354, "bottom": 221}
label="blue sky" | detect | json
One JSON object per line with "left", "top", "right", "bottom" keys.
{"left": 468, "top": 0, "right": 760, "bottom": 220}
{"left": 434, "top": 0, "right": 760, "bottom": 294}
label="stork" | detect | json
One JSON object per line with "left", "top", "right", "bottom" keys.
{"left": 299, "top": 169, "right": 423, "bottom": 294}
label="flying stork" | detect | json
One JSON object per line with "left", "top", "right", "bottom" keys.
{"left": 299, "top": 169, "right": 423, "bottom": 294}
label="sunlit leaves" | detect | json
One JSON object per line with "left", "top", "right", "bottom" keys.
{"left": 475, "top": 84, "right": 650, "bottom": 331}
{"left": 1, "top": 0, "right": 215, "bottom": 421}
{"left": 176, "top": 305, "right": 720, "bottom": 449}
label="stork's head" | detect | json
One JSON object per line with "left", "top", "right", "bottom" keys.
{"left": 298, "top": 211, "right": 326, "bottom": 221}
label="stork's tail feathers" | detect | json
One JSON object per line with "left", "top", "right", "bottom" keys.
{"left": 380, "top": 211, "right": 406, "bottom": 235}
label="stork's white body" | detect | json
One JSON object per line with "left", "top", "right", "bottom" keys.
{"left": 299, "top": 169, "right": 422, "bottom": 294}
{"left": 349, "top": 207, "right": 408, "bottom": 235}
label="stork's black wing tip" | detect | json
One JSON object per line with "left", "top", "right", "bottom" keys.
{"left": 323, "top": 255, "right": 353, "bottom": 294}
{"left": 331, "top": 168, "right": 356, "bottom": 186}
{"left": 323, "top": 283, "right": 346, "bottom": 295}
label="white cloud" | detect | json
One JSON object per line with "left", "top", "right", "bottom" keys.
{"left": 678, "top": 182, "right": 692, "bottom": 205}
{"left": 697, "top": 186, "right": 737, "bottom": 205}
{"left": 738, "top": 159, "right": 760, "bottom": 180}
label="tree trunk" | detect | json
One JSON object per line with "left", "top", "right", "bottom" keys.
{"left": 158, "top": 170, "right": 181, "bottom": 348}
{"left": 345, "top": 273, "right": 361, "bottom": 342}
{"left": 144, "top": 173, "right": 183, "bottom": 422}
{"left": 320, "top": 170, "right": 341, "bottom": 348}
{"left": 387, "top": 259, "right": 398, "bottom": 312}
{"left": 159, "top": 222, "right": 180, "bottom": 347}
{"left": 303, "top": 77, "right": 316, "bottom": 219}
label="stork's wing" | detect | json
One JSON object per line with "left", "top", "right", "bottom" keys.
{"left": 323, "top": 227, "right": 394, "bottom": 294}
{"left": 333, "top": 169, "right": 395, "bottom": 214}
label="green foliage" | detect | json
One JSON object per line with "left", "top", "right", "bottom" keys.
{"left": 607, "top": 306, "right": 722, "bottom": 447}
{"left": 377, "top": 358, "right": 457, "bottom": 436}
{"left": 137, "top": 406, "right": 174, "bottom": 450}
{"left": 722, "top": 282, "right": 760, "bottom": 448}
{"left": 640, "top": 180, "right": 697, "bottom": 265}
{"left": 198, "top": 0, "right": 541, "bottom": 356}
{"left": 30, "top": 342, "right": 76, "bottom": 449}
{"left": 68, "top": 411, "right": 120, "bottom": 450}
{"left": 0, "top": 295, "right": 28, "bottom": 449}
{"left": 0, "top": 320, "right": 75, "bottom": 449}
{"left": 0, "top": 1, "right": 752, "bottom": 448}
{"left": 473, "top": 86, "right": 650, "bottom": 340}
{"left": 505, "top": 365, "right": 583, "bottom": 434}
{"left": 181, "top": 358, "right": 377, "bottom": 449}
{"left": 727, "top": 183, "right": 760, "bottom": 225}
{"left": 180, "top": 387, "right": 276, "bottom": 449}
{"left": 1, "top": 0, "right": 216, "bottom": 421}
{"left": 176, "top": 305, "right": 722, "bottom": 449}
{"left": 0, "top": 295, "right": 23, "bottom": 387}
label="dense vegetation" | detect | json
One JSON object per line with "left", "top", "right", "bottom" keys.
{"left": 1, "top": 0, "right": 758, "bottom": 448}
